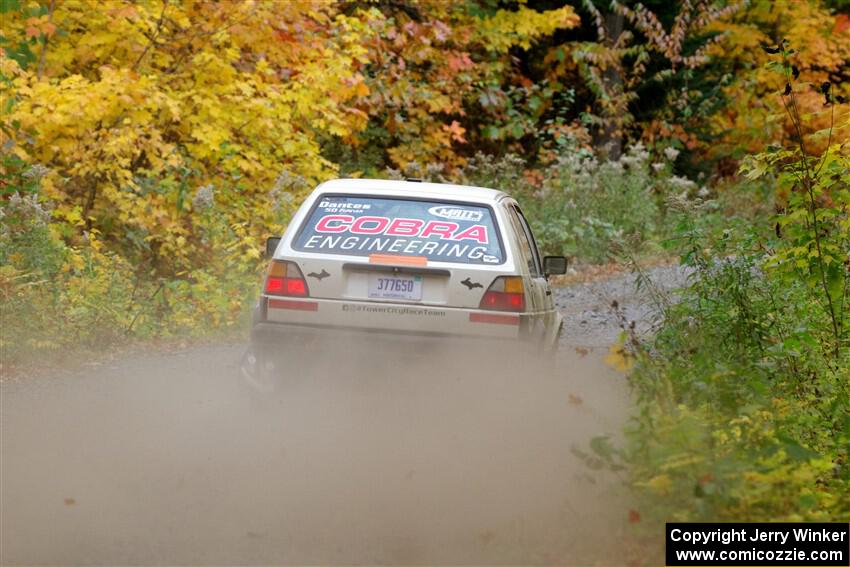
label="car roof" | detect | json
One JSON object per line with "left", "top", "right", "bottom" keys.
{"left": 315, "top": 178, "right": 510, "bottom": 203}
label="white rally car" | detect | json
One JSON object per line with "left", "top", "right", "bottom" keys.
{"left": 249, "top": 178, "right": 566, "bottom": 369}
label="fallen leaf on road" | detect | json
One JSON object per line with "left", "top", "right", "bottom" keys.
{"left": 604, "top": 344, "right": 634, "bottom": 372}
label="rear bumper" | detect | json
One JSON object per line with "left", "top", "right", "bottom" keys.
{"left": 256, "top": 295, "right": 524, "bottom": 342}
{"left": 251, "top": 320, "right": 516, "bottom": 349}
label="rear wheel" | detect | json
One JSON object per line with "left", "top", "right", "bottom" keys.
{"left": 240, "top": 346, "right": 279, "bottom": 394}
{"left": 539, "top": 322, "right": 563, "bottom": 376}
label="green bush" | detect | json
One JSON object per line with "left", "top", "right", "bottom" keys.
{"left": 622, "top": 202, "right": 849, "bottom": 531}
{"left": 621, "top": 46, "right": 849, "bottom": 533}
{"left": 1, "top": 172, "right": 261, "bottom": 365}
{"left": 453, "top": 145, "right": 676, "bottom": 264}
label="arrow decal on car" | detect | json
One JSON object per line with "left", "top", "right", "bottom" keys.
{"left": 461, "top": 277, "right": 483, "bottom": 290}
{"left": 308, "top": 269, "right": 330, "bottom": 280}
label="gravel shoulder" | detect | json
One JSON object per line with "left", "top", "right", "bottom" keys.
{"left": 555, "top": 263, "right": 691, "bottom": 349}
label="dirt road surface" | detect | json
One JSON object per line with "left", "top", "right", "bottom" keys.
{"left": 1, "top": 265, "right": 686, "bottom": 565}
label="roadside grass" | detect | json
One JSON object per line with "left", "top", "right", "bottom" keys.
{"left": 1, "top": 197, "right": 260, "bottom": 370}
{"left": 584, "top": 209, "right": 848, "bottom": 562}
{"left": 609, "top": 55, "right": 850, "bottom": 548}
{"left": 616, "top": 228, "right": 849, "bottom": 564}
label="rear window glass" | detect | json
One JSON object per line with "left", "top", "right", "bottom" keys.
{"left": 293, "top": 195, "right": 504, "bottom": 265}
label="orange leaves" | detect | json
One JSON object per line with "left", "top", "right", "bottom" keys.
{"left": 351, "top": 6, "right": 479, "bottom": 170}
{"left": 24, "top": 15, "right": 56, "bottom": 39}
{"left": 523, "top": 169, "right": 544, "bottom": 188}
{"left": 443, "top": 120, "right": 466, "bottom": 143}
{"left": 705, "top": 0, "right": 850, "bottom": 159}
{"left": 338, "top": 76, "right": 370, "bottom": 100}
{"left": 836, "top": 14, "right": 850, "bottom": 34}
{"left": 446, "top": 52, "right": 474, "bottom": 72}
{"left": 642, "top": 121, "right": 700, "bottom": 151}
{"left": 106, "top": 4, "right": 138, "bottom": 20}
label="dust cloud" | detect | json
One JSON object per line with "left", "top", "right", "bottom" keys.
{"left": 2, "top": 337, "right": 631, "bottom": 565}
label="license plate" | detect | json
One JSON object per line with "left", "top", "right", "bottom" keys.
{"left": 368, "top": 274, "right": 422, "bottom": 301}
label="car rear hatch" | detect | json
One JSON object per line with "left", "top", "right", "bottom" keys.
{"left": 264, "top": 193, "right": 522, "bottom": 337}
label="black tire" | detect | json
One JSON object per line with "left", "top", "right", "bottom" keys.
{"left": 239, "top": 345, "right": 280, "bottom": 394}
{"left": 540, "top": 322, "right": 563, "bottom": 376}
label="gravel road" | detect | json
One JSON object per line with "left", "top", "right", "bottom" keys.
{"left": 555, "top": 263, "right": 691, "bottom": 349}
{"left": 1, "top": 265, "right": 685, "bottom": 565}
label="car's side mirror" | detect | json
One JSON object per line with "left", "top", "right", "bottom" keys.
{"left": 265, "top": 236, "right": 282, "bottom": 259}
{"left": 543, "top": 256, "right": 568, "bottom": 276}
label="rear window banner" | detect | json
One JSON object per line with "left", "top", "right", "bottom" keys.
{"left": 294, "top": 196, "right": 504, "bottom": 265}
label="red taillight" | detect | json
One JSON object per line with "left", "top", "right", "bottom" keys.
{"left": 478, "top": 276, "right": 525, "bottom": 312}
{"left": 265, "top": 276, "right": 285, "bottom": 294}
{"left": 480, "top": 291, "right": 525, "bottom": 311}
{"left": 286, "top": 278, "right": 306, "bottom": 296}
{"left": 264, "top": 261, "right": 309, "bottom": 297}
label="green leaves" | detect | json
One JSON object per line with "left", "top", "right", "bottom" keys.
{"left": 622, "top": 40, "right": 849, "bottom": 526}
{"left": 774, "top": 434, "right": 821, "bottom": 462}
{"left": 0, "top": 0, "right": 20, "bottom": 14}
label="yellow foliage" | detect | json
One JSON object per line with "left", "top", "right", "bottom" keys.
{"left": 640, "top": 473, "right": 673, "bottom": 495}
{"left": 2, "top": 0, "right": 380, "bottom": 273}
{"left": 706, "top": 0, "right": 850, "bottom": 156}
{"left": 604, "top": 342, "right": 635, "bottom": 372}
{"left": 477, "top": 5, "right": 581, "bottom": 52}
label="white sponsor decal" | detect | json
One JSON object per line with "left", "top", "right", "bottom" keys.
{"left": 319, "top": 200, "right": 372, "bottom": 214}
{"left": 302, "top": 233, "right": 492, "bottom": 262}
{"left": 428, "top": 205, "right": 483, "bottom": 222}
{"left": 314, "top": 215, "right": 489, "bottom": 244}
